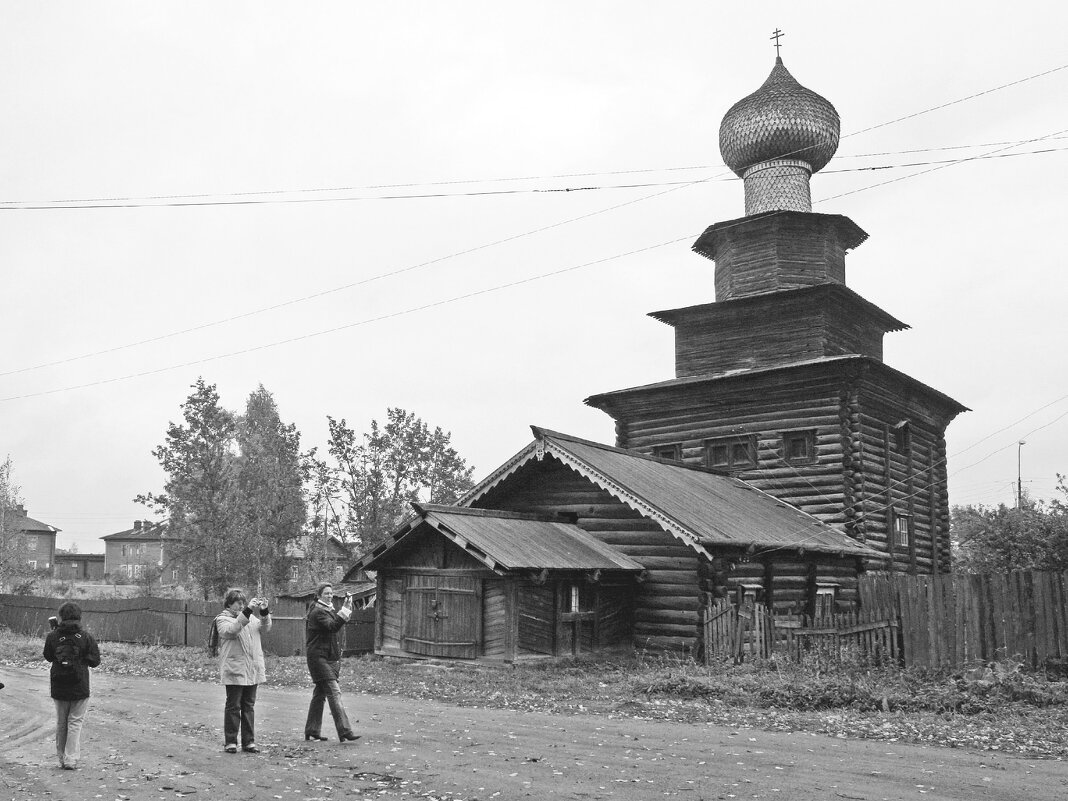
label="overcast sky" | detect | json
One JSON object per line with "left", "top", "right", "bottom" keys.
{"left": 3, "top": 2, "right": 1066, "bottom": 554}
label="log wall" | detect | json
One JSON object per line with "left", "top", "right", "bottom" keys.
{"left": 475, "top": 457, "right": 703, "bottom": 652}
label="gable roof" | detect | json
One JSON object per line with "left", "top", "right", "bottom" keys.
{"left": 460, "top": 427, "right": 883, "bottom": 560}
{"left": 3, "top": 509, "right": 59, "bottom": 534}
{"left": 350, "top": 504, "right": 644, "bottom": 575}
{"left": 100, "top": 521, "right": 167, "bottom": 541}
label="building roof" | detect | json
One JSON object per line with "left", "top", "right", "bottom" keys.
{"left": 350, "top": 504, "right": 645, "bottom": 575}
{"left": 459, "top": 427, "right": 884, "bottom": 560}
{"left": 2, "top": 508, "right": 59, "bottom": 534}
{"left": 286, "top": 534, "right": 349, "bottom": 559}
{"left": 585, "top": 354, "right": 969, "bottom": 416}
{"left": 648, "top": 282, "right": 907, "bottom": 334}
{"left": 100, "top": 521, "right": 167, "bottom": 541}
{"left": 54, "top": 550, "right": 105, "bottom": 561}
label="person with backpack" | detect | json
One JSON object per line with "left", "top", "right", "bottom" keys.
{"left": 43, "top": 601, "right": 101, "bottom": 770}
{"left": 212, "top": 588, "right": 272, "bottom": 753}
{"left": 303, "top": 583, "right": 359, "bottom": 743}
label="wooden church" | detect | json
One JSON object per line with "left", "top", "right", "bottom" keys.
{"left": 346, "top": 53, "right": 967, "bottom": 663}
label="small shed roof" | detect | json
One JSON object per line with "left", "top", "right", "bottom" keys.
{"left": 350, "top": 504, "right": 644, "bottom": 576}
{"left": 460, "top": 427, "right": 884, "bottom": 560}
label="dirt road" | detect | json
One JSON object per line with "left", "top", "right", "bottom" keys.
{"left": 2, "top": 666, "right": 1065, "bottom": 800}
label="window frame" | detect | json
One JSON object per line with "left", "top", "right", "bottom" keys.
{"left": 704, "top": 434, "right": 758, "bottom": 471}
{"left": 652, "top": 443, "right": 682, "bottom": 462}
{"left": 781, "top": 429, "right": 817, "bottom": 466}
{"left": 893, "top": 511, "right": 911, "bottom": 549}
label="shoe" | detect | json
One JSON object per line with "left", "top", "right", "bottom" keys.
{"left": 224, "top": 743, "right": 238, "bottom": 753}
{"left": 242, "top": 744, "right": 259, "bottom": 753}
{"left": 304, "top": 734, "right": 328, "bottom": 741}
{"left": 63, "top": 763, "right": 77, "bottom": 770}
{"left": 339, "top": 733, "right": 361, "bottom": 742}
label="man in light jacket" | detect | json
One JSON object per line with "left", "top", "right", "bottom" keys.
{"left": 303, "top": 583, "right": 359, "bottom": 742}
{"left": 214, "top": 587, "right": 272, "bottom": 753}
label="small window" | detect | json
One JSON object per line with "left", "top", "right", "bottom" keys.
{"left": 705, "top": 435, "right": 757, "bottom": 470}
{"left": 894, "top": 513, "right": 911, "bottom": 548}
{"left": 26, "top": 535, "right": 38, "bottom": 551}
{"left": 893, "top": 420, "right": 911, "bottom": 452}
{"left": 737, "top": 583, "right": 763, "bottom": 607}
{"left": 565, "top": 584, "right": 589, "bottom": 613}
{"left": 28, "top": 560, "right": 38, "bottom": 570}
{"left": 815, "top": 584, "right": 838, "bottom": 618}
{"left": 171, "top": 568, "right": 179, "bottom": 581}
{"left": 781, "top": 430, "right": 816, "bottom": 465}
{"left": 652, "top": 443, "right": 682, "bottom": 462}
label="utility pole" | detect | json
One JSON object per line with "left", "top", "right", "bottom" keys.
{"left": 1017, "top": 440, "right": 1026, "bottom": 510}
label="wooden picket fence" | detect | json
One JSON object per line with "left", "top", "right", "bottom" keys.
{"left": 702, "top": 599, "right": 898, "bottom": 665}
{"left": 0, "top": 593, "right": 375, "bottom": 656}
{"left": 859, "top": 571, "right": 1068, "bottom": 669}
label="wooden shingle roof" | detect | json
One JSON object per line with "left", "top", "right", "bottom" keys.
{"left": 461, "top": 427, "right": 884, "bottom": 560}
{"left": 349, "top": 504, "right": 644, "bottom": 576}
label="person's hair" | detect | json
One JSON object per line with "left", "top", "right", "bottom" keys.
{"left": 223, "top": 588, "right": 247, "bottom": 608}
{"left": 316, "top": 583, "right": 333, "bottom": 599}
{"left": 57, "top": 601, "right": 82, "bottom": 621}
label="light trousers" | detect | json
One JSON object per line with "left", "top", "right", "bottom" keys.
{"left": 54, "top": 697, "right": 89, "bottom": 768}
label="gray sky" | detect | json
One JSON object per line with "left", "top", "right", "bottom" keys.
{"left": 3, "top": 2, "right": 1066, "bottom": 554}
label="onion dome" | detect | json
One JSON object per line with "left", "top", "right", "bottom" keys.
{"left": 719, "top": 57, "right": 840, "bottom": 177}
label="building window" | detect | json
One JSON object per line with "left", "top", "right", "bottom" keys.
{"left": 565, "top": 584, "right": 590, "bottom": 613}
{"left": 26, "top": 535, "right": 38, "bottom": 551}
{"left": 28, "top": 560, "right": 37, "bottom": 570}
{"left": 737, "top": 583, "right": 763, "bottom": 607}
{"left": 781, "top": 430, "right": 817, "bottom": 465}
{"left": 893, "top": 420, "right": 911, "bottom": 452}
{"left": 171, "top": 568, "right": 179, "bottom": 581}
{"left": 893, "top": 512, "right": 911, "bottom": 548}
{"left": 705, "top": 435, "right": 757, "bottom": 470}
{"left": 815, "top": 584, "right": 839, "bottom": 618}
{"left": 652, "top": 443, "right": 682, "bottom": 462}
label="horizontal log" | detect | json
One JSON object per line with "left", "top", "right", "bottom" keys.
{"left": 614, "top": 545, "right": 698, "bottom": 558}
{"left": 630, "top": 622, "right": 699, "bottom": 637}
{"left": 630, "top": 556, "right": 702, "bottom": 571}
{"left": 633, "top": 608, "right": 700, "bottom": 624}
{"left": 642, "top": 570, "right": 699, "bottom": 585}
{"left": 594, "top": 531, "right": 682, "bottom": 547}
{"left": 632, "top": 634, "right": 697, "bottom": 651}
{"left": 636, "top": 596, "right": 702, "bottom": 611}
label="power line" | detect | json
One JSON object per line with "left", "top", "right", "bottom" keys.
{"left": 1, "top": 146, "right": 1064, "bottom": 211}
{"left": 3, "top": 61, "right": 1064, "bottom": 384}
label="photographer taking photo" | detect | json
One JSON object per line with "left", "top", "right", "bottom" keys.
{"left": 43, "top": 601, "right": 101, "bottom": 770}
{"left": 303, "top": 583, "right": 359, "bottom": 743}
{"left": 212, "top": 588, "right": 272, "bottom": 753}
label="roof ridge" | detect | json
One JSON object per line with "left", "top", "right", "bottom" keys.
{"left": 413, "top": 502, "right": 569, "bottom": 523}
{"left": 531, "top": 425, "right": 728, "bottom": 476}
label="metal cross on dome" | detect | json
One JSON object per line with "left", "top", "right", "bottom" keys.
{"left": 770, "top": 28, "right": 784, "bottom": 56}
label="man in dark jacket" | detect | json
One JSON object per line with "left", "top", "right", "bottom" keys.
{"left": 43, "top": 601, "right": 101, "bottom": 769}
{"left": 303, "top": 583, "right": 359, "bottom": 742}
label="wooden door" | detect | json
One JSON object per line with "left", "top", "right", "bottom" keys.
{"left": 402, "top": 574, "right": 480, "bottom": 659}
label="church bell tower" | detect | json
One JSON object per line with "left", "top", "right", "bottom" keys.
{"left": 586, "top": 47, "right": 967, "bottom": 574}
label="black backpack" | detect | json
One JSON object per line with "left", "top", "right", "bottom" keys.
{"left": 53, "top": 632, "right": 84, "bottom": 682}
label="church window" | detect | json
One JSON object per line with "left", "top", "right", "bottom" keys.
{"left": 893, "top": 420, "right": 911, "bottom": 452}
{"left": 705, "top": 435, "right": 757, "bottom": 470}
{"left": 652, "top": 443, "right": 682, "bottom": 461}
{"left": 781, "top": 430, "right": 816, "bottom": 465}
{"left": 893, "top": 512, "right": 911, "bottom": 548}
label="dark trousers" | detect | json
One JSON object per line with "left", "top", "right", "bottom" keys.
{"left": 305, "top": 660, "right": 353, "bottom": 738}
{"left": 223, "top": 684, "right": 257, "bottom": 747}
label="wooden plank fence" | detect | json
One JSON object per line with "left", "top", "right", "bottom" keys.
{"left": 859, "top": 570, "right": 1068, "bottom": 669}
{"left": 0, "top": 594, "right": 375, "bottom": 657}
{"left": 702, "top": 599, "right": 897, "bottom": 666}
